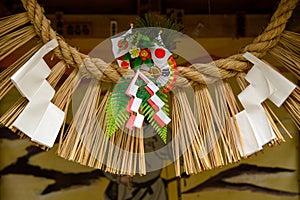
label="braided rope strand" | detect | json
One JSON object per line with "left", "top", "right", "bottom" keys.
{"left": 20, "top": 0, "right": 299, "bottom": 85}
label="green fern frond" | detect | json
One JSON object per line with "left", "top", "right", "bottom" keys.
{"left": 106, "top": 79, "right": 131, "bottom": 138}
{"left": 158, "top": 126, "right": 168, "bottom": 143}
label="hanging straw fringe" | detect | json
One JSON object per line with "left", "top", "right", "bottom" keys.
{"left": 58, "top": 79, "right": 104, "bottom": 164}
{"left": 0, "top": 43, "right": 42, "bottom": 99}
{"left": 105, "top": 128, "right": 145, "bottom": 175}
{"left": 57, "top": 78, "right": 146, "bottom": 175}
{"left": 172, "top": 87, "right": 211, "bottom": 176}
{"left": 0, "top": 13, "right": 30, "bottom": 37}
{"left": 194, "top": 84, "right": 225, "bottom": 168}
{"left": 214, "top": 81, "right": 242, "bottom": 161}
{"left": 284, "top": 87, "right": 300, "bottom": 129}
{"left": 267, "top": 31, "right": 300, "bottom": 79}
{"left": 0, "top": 26, "right": 36, "bottom": 60}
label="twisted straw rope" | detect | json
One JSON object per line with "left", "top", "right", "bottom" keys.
{"left": 21, "top": 0, "right": 298, "bottom": 85}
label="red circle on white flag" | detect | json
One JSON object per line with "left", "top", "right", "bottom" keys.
{"left": 117, "top": 39, "right": 128, "bottom": 49}
{"left": 154, "top": 48, "right": 166, "bottom": 59}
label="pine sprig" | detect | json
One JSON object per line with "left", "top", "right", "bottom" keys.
{"left": 135, "top": 13, "right": 184, "bottom": 32}
{"left": 134, "top": 13, "right": 184, "bottom": 51}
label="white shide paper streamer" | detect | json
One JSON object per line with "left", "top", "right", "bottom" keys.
{"left": 125, "top": 70, "right": 170, "bottom": 129}
{"left": 11, "top": 39, "right": 64, "bottom": 148}
{"left": 234, "top": 52, "right": 296, "bottom": 156}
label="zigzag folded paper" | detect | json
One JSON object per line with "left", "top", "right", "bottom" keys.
{"left": 234, "top": 52, "right": 296, "bottom": 156}
{"left": 125, "top": 70, "right": 171, "bottom": 130}
{"left": 10, "top": 39, "right": 64, "bottom": 148}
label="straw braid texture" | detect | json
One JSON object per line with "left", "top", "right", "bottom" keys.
{"left": 20, "top": 0, "right": 298, "bottom": 84}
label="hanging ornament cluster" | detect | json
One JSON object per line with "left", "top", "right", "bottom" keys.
{"left": 108, "top": 26, "right": 178, "bottom": 143}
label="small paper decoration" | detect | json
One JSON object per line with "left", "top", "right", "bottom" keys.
{"left": 234, "top": 52, "right": 296, "bottom": 156}
{"left": 10, "top": 39, "right": 64, "bottom": 148}
{"left": 125, "top": 70, "right": 171, "bottom": 130}
{"left": 149, "top": 32, "right": 177, "bottom": 92}
{"left": 111, "top": 26, "right": 132, "bottom": 59}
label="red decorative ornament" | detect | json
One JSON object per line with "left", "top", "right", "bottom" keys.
{"left": 149, "top": 66, "right": 161, "bottom": 78}
{"left": 154, "top": 48, "right": 166, "bottom": 59}
{"left": 117, "top": 39, "right": 129, "bottom": 49}
{"left": 120, "top": 60, "right": 130, "bottom": 69}
{"left": 139, "top": 48, "right": 151, "bottom": 60}
{"left": 160, "top": 57, "right": 178, "bottom": 93}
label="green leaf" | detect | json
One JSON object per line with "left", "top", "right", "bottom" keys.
{"left": 144, "top": 58, "right": 152, "bottom": 67}
{"left": 140, "top": 35, "right": 150, "bottom": 41}
{"left": 123, "top": 53, "right": 131, "bottom": 60}
{"left": 140, "top": 40, "right": 154, "bottom": 48}
{"left": 133, "top": 57, "right": 143, "bottom": 70}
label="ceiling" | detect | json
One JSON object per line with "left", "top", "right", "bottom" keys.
{"left": 2, "top": 0, "right": 282, "bottom": 15}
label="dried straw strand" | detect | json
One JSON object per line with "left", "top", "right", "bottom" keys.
{"left": 220, "top": 81, "right": 243, "bottom": 160}
{"left": 172, "top": 88, "right": 211, "bottom": 176}
{"left": 0, "top": 13, "right": 30, "bottom": 37}
{"left": 213, "top": 81, "right": 242, "bottom": 163}
{"left": 0, "top": 43, "right": 42, "bottom": 100}
{"left": 0, "top": 26, "right": 37, "bottom": 60}
{"left": 267, "top": 31, "right": 300, "bottom": 79}
{"left": 283, "top": 87, "right": 300, "bottom": 129}
{"left": 194, "top": 84, "right": 225, "bottom": 167}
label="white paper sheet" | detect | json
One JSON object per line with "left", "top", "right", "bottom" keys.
{"left": 131, "top": 98, "right": 142, "bottom": 113}
{"left": 235, "top": 111, "right": 263, "bottom": 156}
{"left": 134, "top": 113, "right": 145, "bottom": 128}
{"left": 233, "top": 52, "right": 296, "bottom": 156}
{"left": 12, "top": 81, "right": 55, "bottom": 138}
{"left": 155, "top": 109, "right": 171, "bottom": 125}
{"left": 243, "top": 52, "right": 296, "bottom": 106}
{"left": 11, "top": 39, "right": 64, "bottom": 148}
{"left": 11, "top": 39, "right": 58, "bottom": 100}
{"left": 31, "top": 103, "right": 64, "bottom": 148}
{"left": 150, "top": 94, "right": 165, "bottom": 109}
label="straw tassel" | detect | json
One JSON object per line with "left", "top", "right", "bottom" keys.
{"left": 267, "top": 31, "right": 300, "bottom": 79}
{"left": 193, "top": 84, "right": 224, "bottom": 168}
{"left": 57, "top": 77, "right": 147, "bottom": 175}
{"left": 216, "top": 80, "right": 243, "bottom": 161}
{"left": 58, "top": 78, "right": 103, "bottom": 163}
{"left": 172, "top": 87, "right": 211, "bottom": 176}
{"left": 0, "top": 26, "right": 37, "bottom": 60}
{"left": 0, "top": 13, "right": 30, "bottom": 37}
{"left": 105, "top": 128, "right": 145, "bottom": 175}
{"left": 0, "top": 44, "right": 42, "bottom": 100}
{"left": 283, "top": 86, "right": 300, "bottom": 129}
